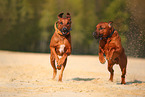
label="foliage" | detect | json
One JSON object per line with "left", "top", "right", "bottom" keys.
{"left": 0, "top": 0, "right": 144, "bottom": 57}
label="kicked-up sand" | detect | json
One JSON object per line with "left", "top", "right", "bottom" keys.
{"left": 0, "top": 50, "right": 145, "bottom": 97}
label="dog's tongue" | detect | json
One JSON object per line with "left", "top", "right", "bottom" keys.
{"left": 62, "top": 31, "right": 67, "bottom": 35}
{"left": 63, "top": 32, "right": 66, "bottom": 34}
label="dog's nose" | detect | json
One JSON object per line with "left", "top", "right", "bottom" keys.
{"left": 93, "top": 32, "right": 100, "bottom": 39}
{"left": 93, "top": 32, "right": 96, "bottom": 37}
{"left": 63, "top": 27, "right": 67, "bottom": 32}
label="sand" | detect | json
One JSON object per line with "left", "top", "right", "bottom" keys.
{"left": 0, "top": 50, "right": 145, "bottom": 97}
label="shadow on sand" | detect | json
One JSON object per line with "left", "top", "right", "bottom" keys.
{"left": 72, "top": 77, "right": 95, "bottom": 81}
{"left": 117, "top": 80, "right": 145, "bottom": 85}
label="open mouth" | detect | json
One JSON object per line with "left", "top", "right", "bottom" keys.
{"left": 61, "top": 27, "right": 69, "bottom": 35}
{"left": 93, "top": 32, "right": 103, "bottom": 39}
{"left": 61, "top": 30, "right": 69, "bottom": 35}
{"left": 93, "top": 32, "right": 99, "bottom": 39}
{"left": 62, "top": 31, "right": 68, "bottom": 35}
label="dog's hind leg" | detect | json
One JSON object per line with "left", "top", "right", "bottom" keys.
{"left": 108, "top": 60, "right": 115, "bottom": 82}
{"left": 120, "top": 67, "right": 126, "bottom": 84}
{"left": 119, "top": 54, "right": 127, "bottom": 84}
{"left": 50, "top": 54, "right": 57, "bottom": 80}
{"left": 58, "top": 58, "right": 67, "bottom": 81}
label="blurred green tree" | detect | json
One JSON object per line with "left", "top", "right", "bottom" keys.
{"left": 0, "top": 0, "right": 144, "bottom": 57}
{"left": 102, "top": 0, "right": 129, "bottom": 48}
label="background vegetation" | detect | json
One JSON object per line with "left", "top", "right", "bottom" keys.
{"left": 0, "top": 0, "right": 145, "bottom": 57}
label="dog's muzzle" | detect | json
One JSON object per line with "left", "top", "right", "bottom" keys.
{"left": 93, "top": 32, "right": 103, "bottom": 39}
{"left": 93, "top": 32, "right": 99, "bottom": 39}
{"left": 54, "top": 22, "right": 70, "bottom": 36}
{"left": 61, "top": 27, "right": 69, "bottom": 35}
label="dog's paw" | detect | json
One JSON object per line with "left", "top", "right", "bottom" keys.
{"left": 57, "top": 64, "right": 62, "bottom": 70}
{"left": 58, "top": 58, "right": 65, "bottom": 65}
{"left": 121, "top": 77, "right": 126, "bottom": 84}
{"left": 99, "top": 57, "right": 106, "bottom": 64}
{"left": 121, "top": 82, "right": 126, "bottom": 85}
{"left": 109, "top": 78, "right": 113, "bottom": 82}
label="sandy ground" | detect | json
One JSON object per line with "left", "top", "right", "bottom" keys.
{"left": 0, "top": 50, "right": 145, "bottom": 97}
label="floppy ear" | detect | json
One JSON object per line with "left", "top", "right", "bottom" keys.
{"left": 108, "top": 21, "right": 113, "bottom": 28}
{"left": 58, "top": 13, "right": 64, "bottom": 19}
{"left": 66, "top": 13, "right": 71, "bottom": 20}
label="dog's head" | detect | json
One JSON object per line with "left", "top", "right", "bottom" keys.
{"left": 93, "top": 21, "right": 113, "bottom": 39}
{"left": 56, "top": 13, "right": 72, "bottom": 36}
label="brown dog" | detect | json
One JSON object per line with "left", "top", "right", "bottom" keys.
{"left": 50, "top": 13, "right": 72, "bottom": 81}
{"left": 93, "top": 21, "right": 127, "bottom": 84}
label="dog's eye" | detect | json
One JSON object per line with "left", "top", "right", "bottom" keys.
{"left": 60, "top": 22, "right": 63, "bottom": 25}
{"left": 99, "top": 27, "right": 105, "bottom": 30}
{"left": 67, "top": 22, "right": 70, "bottom": 25}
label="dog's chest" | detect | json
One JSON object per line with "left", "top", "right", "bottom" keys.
{"left": 104, "top": 40, "right": 116, "bottom": 50}
{"left": 59, "top": 44, "right": 65, "bottom": 53}
{"left": 57, "top": 36, "right": 67, "bottom": 53}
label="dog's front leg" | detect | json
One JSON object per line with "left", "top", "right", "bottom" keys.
{"left": 99, "top": 46, "right": 106, "bottom": 64}
{"left": 58, "top": 53, "right": 68, "bottom": 82}
{"left": 58, "top": 48, "right": 71, "bottom": 81}
{"left": 50, "top": 47, "right": 59, "bottom": 63}
{"left": 58, "top": 58, "right": 67, "bottom": 81}
{"left": 58, "top": 47, "right": 71, "bottom": 65}
{"left": 50, "top": 47, "right": 60, "bottom": 79}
